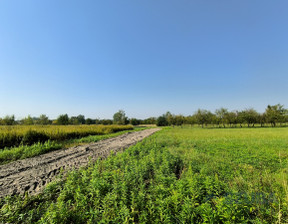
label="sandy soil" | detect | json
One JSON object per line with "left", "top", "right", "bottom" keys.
{"left": 0, "top": 128, "right": 160, "bottom": 198}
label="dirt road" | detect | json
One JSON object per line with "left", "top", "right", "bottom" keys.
{"left": 0, "top": 128, "right": 160, "bottom": 198}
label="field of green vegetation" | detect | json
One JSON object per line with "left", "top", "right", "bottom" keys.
{"left": 0, "top": 125, "right": 133, "bottom": 165}
{"left": 1, "top": 127, "right": 288, "bottom": 223}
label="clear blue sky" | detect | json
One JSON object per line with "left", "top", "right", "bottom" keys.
{"left": 1, "top": 0, "right": 288, "bottom": 119}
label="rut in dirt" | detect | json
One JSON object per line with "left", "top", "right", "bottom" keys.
{"left": 0, "top": 128, "right": 160, "bottom": 198}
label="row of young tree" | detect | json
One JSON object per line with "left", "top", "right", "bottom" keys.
{"left": 156, "top": 104, "right": 288, "bottom": 127}
{"left": 0, "top": 110, "right": 155, "bottom": 126}
{"left": 0, "top": 114, "right": 115, "bottom": 126}
{"left": 1, "top": 104, "right": 287, "bottom": 127}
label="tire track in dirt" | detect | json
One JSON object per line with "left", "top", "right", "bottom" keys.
{"left": 0, "top": 128, "right": 160, "bottom": 198}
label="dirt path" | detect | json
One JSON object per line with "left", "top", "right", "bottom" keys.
{"left": 0, "top": 128, "right": 160, "bottom": 198}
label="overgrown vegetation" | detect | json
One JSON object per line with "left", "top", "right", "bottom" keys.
{"left": 1, "top": 127, "right": 287, "bottom": 223}
{"left": 157, "top": 104, "right": 288, "bottom": 127}
{"left": 0, "top": 125, "right": 133, "bottom": 149}
{"left": 0, "top": 127, "right": 148, "bottom": 165}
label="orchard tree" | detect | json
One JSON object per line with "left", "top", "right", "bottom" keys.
{"left": 2, "top": 115, "right": 15, "bottom": 125}
{"left": 22, "top": 115, "right": 34, "bottom": 125}
{"left": 194, "top": 109, "right": 210, "bottom": 128}
{"left": 38, "top": 114, "right": 50, "bottom": 125}
{"left": 56, "top": 114, "right": 69, "bottom": 125}
{"left": 77, "top": 115, "right": 86, "bottom": 124}
{"left": 265, "top": 104, "right": 287, "bottom": 127}
{"left": 226, "top": 111, "right": 237, "bottom": 127}
{"left": 215, "top": 108, "right": 228, "bottom": 128}
{"left": 130, "top": 118, "right": 140, "bottom": 125}
{"left": 241, "top": 108, "right": 259, "bottom": 127}
{"left": 156, "top": 115, "right": 168, "bottom": 126}
{"left": 113, "top": 110, "right": 128, "bottom": 125}
{"left": 85, "top": 118, "right": 95, "bottom": 125}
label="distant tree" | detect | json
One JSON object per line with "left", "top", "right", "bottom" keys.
{"left": 156, "top": 115, "right": 168, "bottom": 126}
{"left": 258, "top": 113, "right": 266, "bottom": 127}
{"left": 113, "top": 110, "right": 128, "bottom": 125}
{"left": 236, "top": 111, "right": 245, "bottom": 127}
{"left": 185, "top": 115, "right": 197, "bottom": 126}
{"left": 85, "top": 118, "right": 95, "bottom": 125}
{"left": 2, "top": 115, "right": 15, "bottom": 125}
{"left": 101, "top": 119, "right": 113, "bottom": 125}
{"left": 70, "top": 116, "right": 80, "bottom": 125}
{"left": 265, "top": 104, "right": 287, "bottom": 127}
{"left": 165, "top": 112, "right": 175, "bottom": 126}
{"left": 241, "top": 108, "right": 259, "bottom": 127}
{"left": 142, "top": 117, "right": 156, "bottom": 125}
{"left": 77, "top": 115, "right": 85, "bottom": 124}
{"left": 175, "top": 115, "right": 185, "bottom": 126}
{"left": 22, "top": 115, "right": 34, "bottom": 125}
{"left": 56, "top": 114, "right": 69, "bottom": 125}
{"left": 215, "top": 108, "right": 228, "bottom": 128}
{"left": 38, "top": 114, "right": 50, "bottom": 125}
{"left": 194, "top": 109, "right": 210, "bottom": 128}
{"left": 226, "top": 111, "right": 237, "bottom": 127}
{"left": 130, "top": 118, "right": 140, "bottom": 125}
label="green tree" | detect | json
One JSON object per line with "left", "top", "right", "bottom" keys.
{"left": 2, "top": 115, "right": 15, "bottom": 125}
{"left": 156, "top": 115, "right": 168, "bottom": 126}
{"left": 113, "top": 110, "right": 128, "bottom": 125}
{"left": 215, "top": 108, "right": 228, "bottom": 128}
{"left": 77, "top": 115, "right": 85, "bottom": 124}
{"left": 85, "top": 118, "right": 95, "bottom": 125}
{"left": 265, "top": 104, "right": 287, "bottom": 127}
{"left": 22, "top": 115, "right": 34, "bottom": 125}
{"left": 241, "top": 108, "right": 259, "bottom": 127}
{"left": 194, "top": 109, "right": 210, "bottom": 128}
{"left": 130, "top": 118, "right": 140, "bottom": 125}
{"left": 226, "top": 111, "right": 237, "bottom": 127}
{"left": 56, "top": 114, "right": 69, "bottom": 125}
{"left": 38, "top": 114, "right": 50, "bottom": 125}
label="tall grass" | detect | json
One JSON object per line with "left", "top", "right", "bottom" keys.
{"left": 0, "top": 125, "right": 133, "bottom": 149}
{"left": 1, "top": 127, "right": 287, "bottom": 223}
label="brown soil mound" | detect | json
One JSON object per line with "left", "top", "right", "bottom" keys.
{"left": 0, "top": 128, "right": 160, "bottom": 198}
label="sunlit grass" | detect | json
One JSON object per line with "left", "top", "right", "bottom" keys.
{"left": 1, "top": 127, "right": 288, "bottom": 223}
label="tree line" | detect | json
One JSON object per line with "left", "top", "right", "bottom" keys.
{"left": 156, "top": 104, "right": 288, "bottom": 127}
{"left": 0, "top": 110, "right": 155, "bottom": 126}
{"left": 0, "top": 114, "right": 113, "bottom": 126}
{"left": 0, "top": 104, "right": 287, "bottom": 127}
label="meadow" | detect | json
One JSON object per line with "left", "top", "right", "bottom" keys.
{"left": 1, "top": 127, "right": 288, "bottom": 223}
{"left": 0, "top": 125, "right": 133, "bottom": 164}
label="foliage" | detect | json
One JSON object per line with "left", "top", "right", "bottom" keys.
{"left": 21, "top": 115, "right": 34, "bottom": 125}
{"left": 56, "top": 114, "right": 69, "bottom": 125}
{"left": 129, "top": 118, "right": 141, "bottom": 125}
{"left": 0, "top": 127, "right": 138, "bottom": 165}
{"left": 1, "top": 115, "right": 15, "bottom": 125}
{"left": 155, "top": 104, "right": 288, "bottom": 128}
{"left": 156, "top": 115, "right": 168, "bottom": 126}
{"left": 38, "top": 114, "right": 51, "bottom": 125}
{"left": 265, "top": 104, "right": 287, "bottom": 127}
{"left": 0, "top": 125, "right": 133, "bottom": 149}
{"left": 113, "top": 110, "right": 128, "bottom": 125}
{"left": 1, "top": 127, "right": 287, "bottom": 223}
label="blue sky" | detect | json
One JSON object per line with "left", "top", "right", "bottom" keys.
{"left": 1, "top": 0, "right": 288, "bottom": 119}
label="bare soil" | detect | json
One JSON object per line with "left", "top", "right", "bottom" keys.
{"left": 0, "top": 128, "right": 160, "bottom": 198}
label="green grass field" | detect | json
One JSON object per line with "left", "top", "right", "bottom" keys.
{"left": 1, "top": 127, "right": 288, "bottom": 223}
